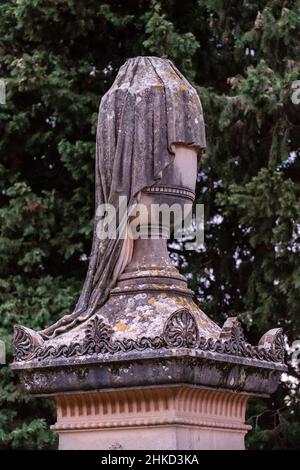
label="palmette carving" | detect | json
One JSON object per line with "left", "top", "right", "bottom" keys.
{"left": 164, "top": 309, "right": 199, "bottom": 348}
{"left": 13, "top": 310, "right": 285, "bottom": 364}
{"left": 219, "top": 317, "right": 246, "bottom": 343}
{"left": 83, "top": 316, "right": 114, "bottom": 354}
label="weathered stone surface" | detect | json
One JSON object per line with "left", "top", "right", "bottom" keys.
{"left": 14, "top": 348, "right": 284, "bottom": 396}
{"left": 35, "top": 56, "right": 206, "bottom": 340}
{"left": 11, "top": 57, "right": 286, "bottom": 450}
{"left": 13, "top": 301, "right": 285, "bottom": 397}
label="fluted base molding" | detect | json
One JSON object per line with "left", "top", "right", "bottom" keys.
{"left": 52, "top": 386, "right": 251, "bottom": 450}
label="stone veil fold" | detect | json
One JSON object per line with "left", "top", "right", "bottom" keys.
{"left": 39, "top": 56, "right": 206, "bottom": 339}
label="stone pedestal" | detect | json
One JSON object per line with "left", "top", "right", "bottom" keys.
{"left": 53, "top": 387, "right": 250, "bottom": 450}
{"left": 12, "top": 265, "right": 286, "bottom": 450}
{"left": 13, "top": 320, "right": 285, "bottom": 450}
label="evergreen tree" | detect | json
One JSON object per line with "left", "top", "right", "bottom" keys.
{"left": 0, "top": 0, "right": 299, "bottom": 449}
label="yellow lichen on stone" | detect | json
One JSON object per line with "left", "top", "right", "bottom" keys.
{"left": 115, "top": 322, "right": 127, "bottom": 332}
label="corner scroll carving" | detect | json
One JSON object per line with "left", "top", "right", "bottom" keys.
{"left": 14, "top": 325, "right": 44, "bottom": 362}
{"left": 258, "top": 328, "right": 285, "bottom": 363}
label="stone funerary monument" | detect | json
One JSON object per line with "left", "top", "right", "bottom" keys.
{"left": 12, "top": 57, "right": 285, "bottom": 450}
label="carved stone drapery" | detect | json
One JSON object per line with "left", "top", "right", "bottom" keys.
{"left": 38, "top": 56, "right": 206, "bottom": 340}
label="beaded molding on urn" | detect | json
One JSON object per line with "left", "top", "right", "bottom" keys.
{"left": 142, "top": 186, "right": 195, "bottom": 202}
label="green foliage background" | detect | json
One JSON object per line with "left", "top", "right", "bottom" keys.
{"left": 0, "top": 0, "right": 299, "bottom": 449}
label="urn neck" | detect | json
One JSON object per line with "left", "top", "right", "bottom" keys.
{"left": 124, "top": 237, "right": 174, "bottom": 273}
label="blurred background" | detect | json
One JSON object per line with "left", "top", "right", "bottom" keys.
{"left": 0, "top": 0, "right": 299, "bottom": 449}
